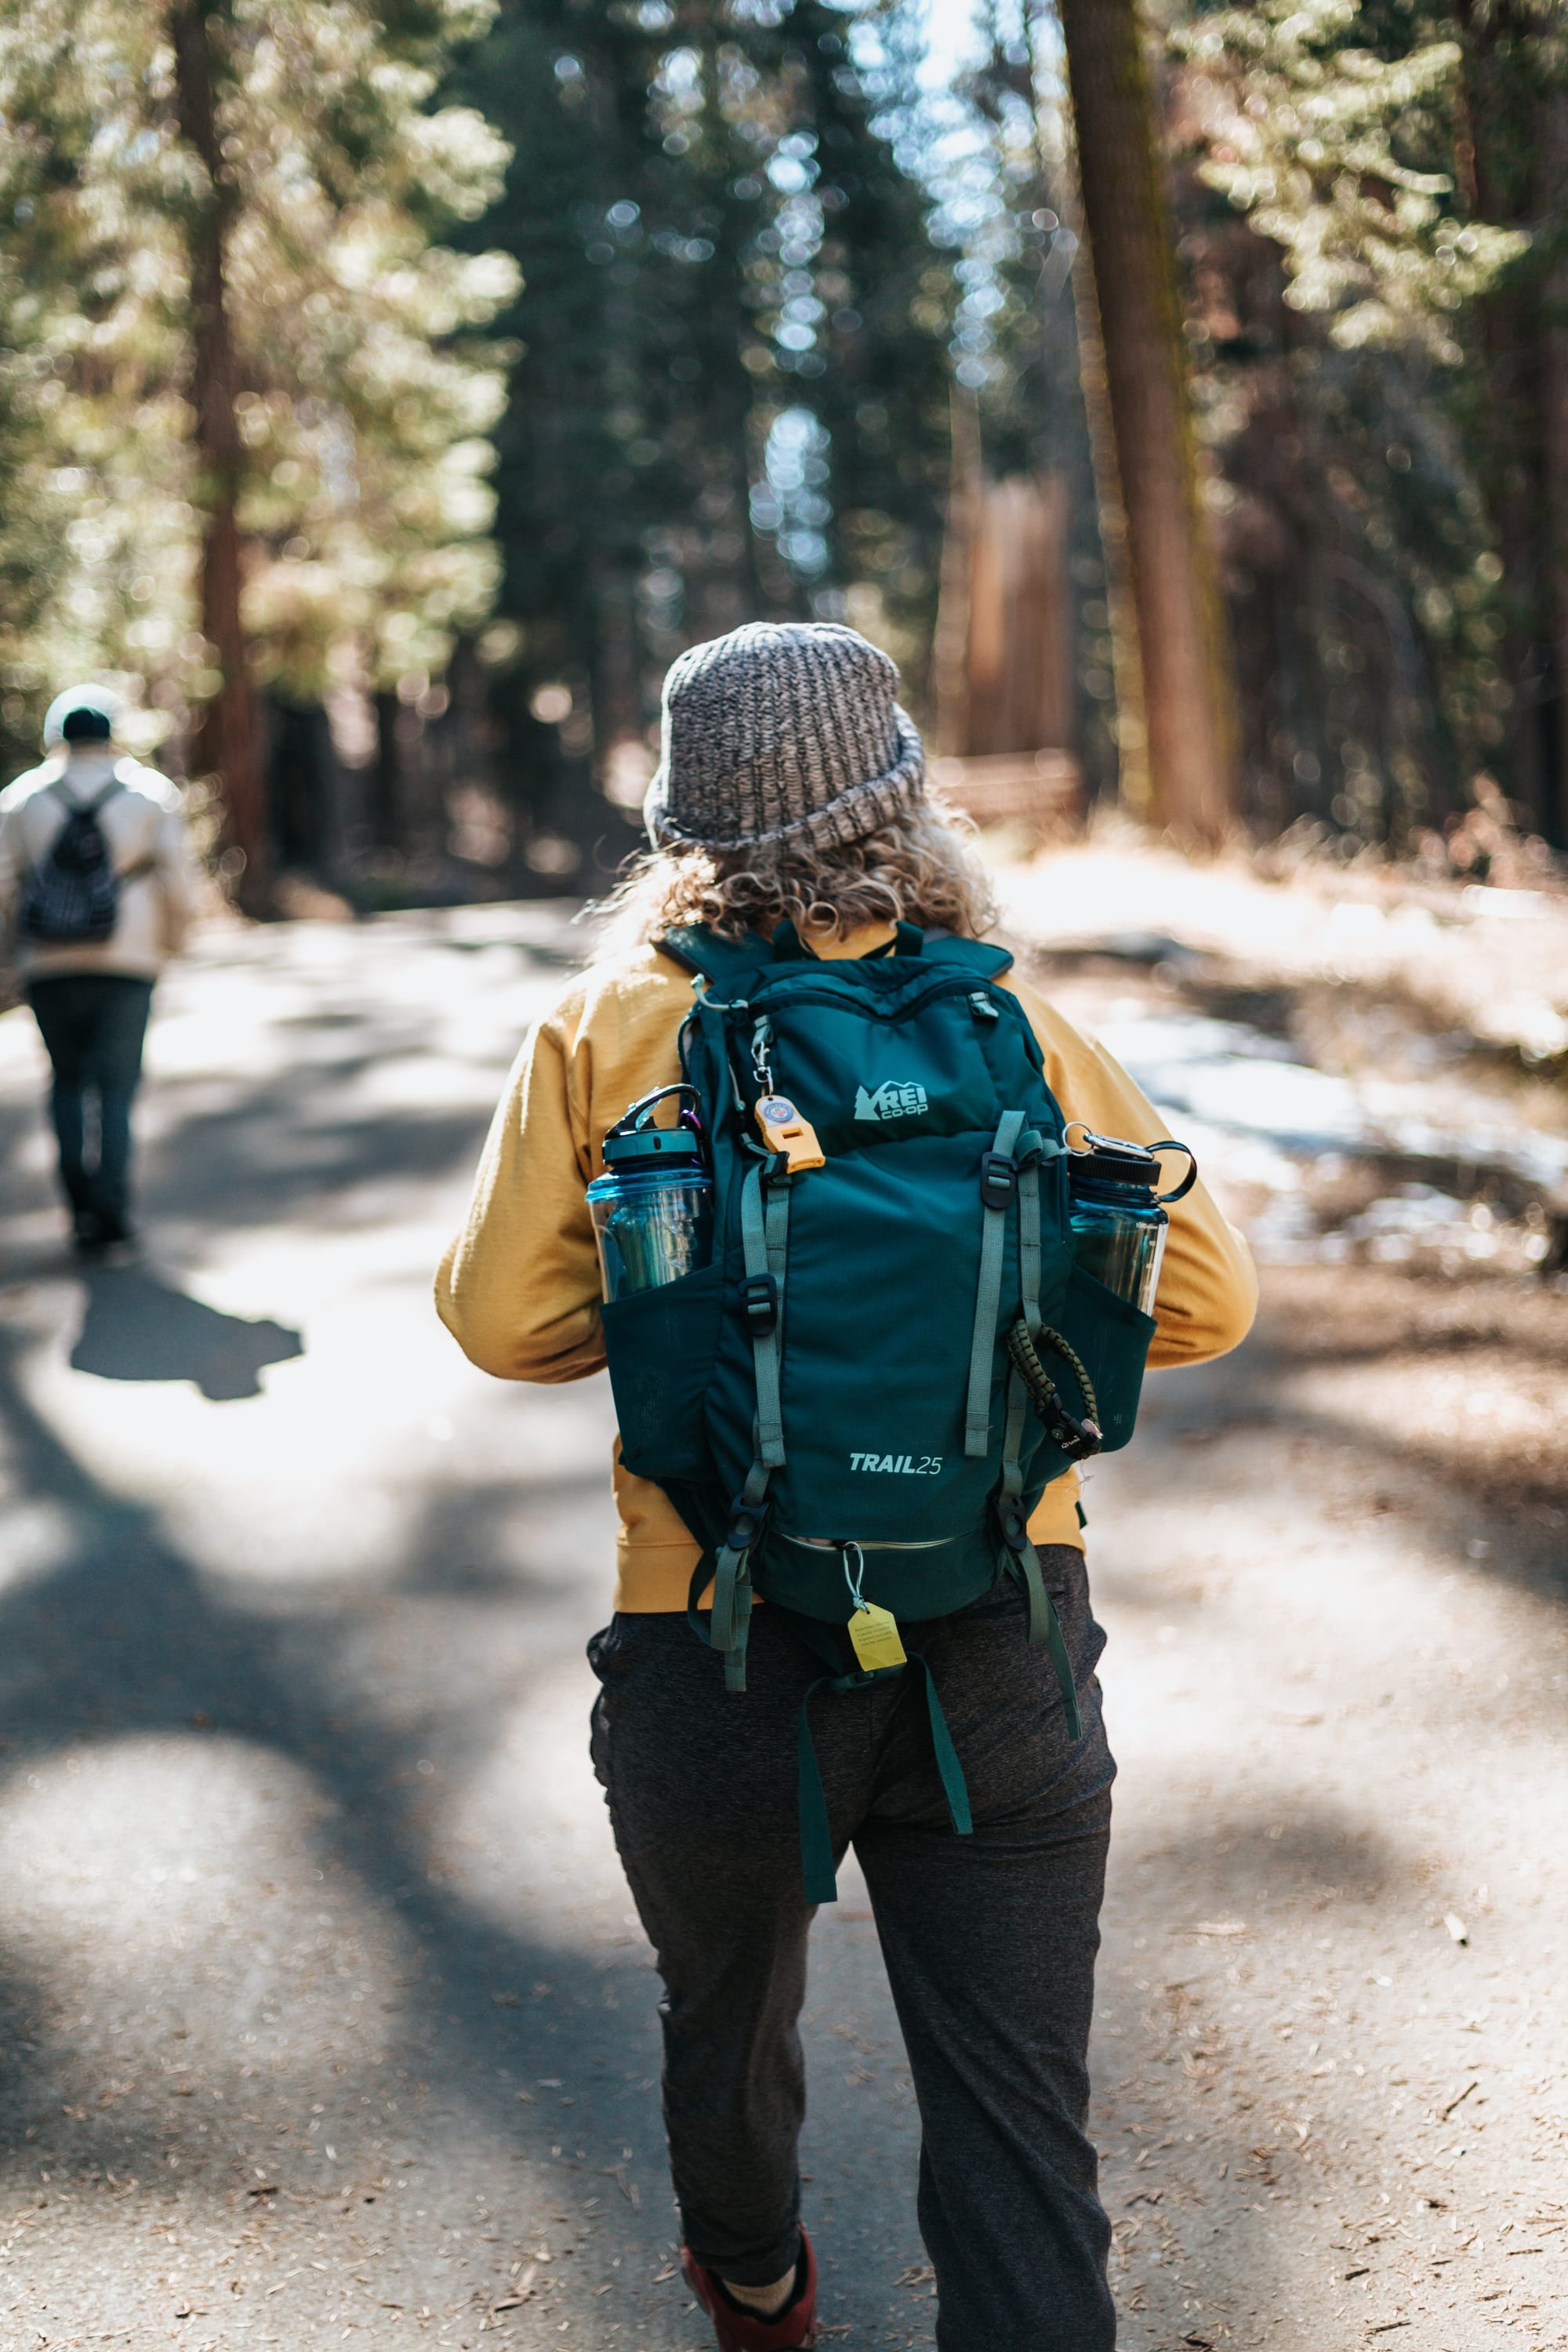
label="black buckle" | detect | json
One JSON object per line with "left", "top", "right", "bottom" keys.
{"left": 1040, "top": 1395, "right": 1103, "bottom": 1463}
{"left": 994, "top": 1501, "right": 1029, "bottom": 1555}
{"left": 724, "top": 1494, "right": 771, "bottom": 1554}
{"left": 740, "top": 1271, "right": 779, "bottom": 1333}
{"left": 980, "top": 1151, "right": 1017, "bottom": 1210}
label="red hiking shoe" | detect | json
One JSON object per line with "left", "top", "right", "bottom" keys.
{"left": 681, "top": 2230, "right": 818, "bottom": 2351}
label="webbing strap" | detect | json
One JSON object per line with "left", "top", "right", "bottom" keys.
{"left": 998, "top": 1363, "right": 1047, "bottom": 1646}
{"left": 1043, "top": 1589, "right": 1083, "bottom": 1742}
{"left": 687, "top": 1553, "right": 716, "bottom": 1646}
{"left": 795, "top": 1652, "right": 974, "bottom": 1906}
{"left": 699, "top": 1166, "right": 792, "bottom": 1694}
{"left": 723, "top": 1574, "right": 753, "bottom": 1692}
{"left": 907, "top": 1653, "right": 973, "bottom": 1836}
{"left": 707, "top": 1454, "right": 771, "bottom": 1691}
{"left": 50, "top": 778, "right": 125, "bottom": 818}
{"left": 964, "top": 1108, "right": 1025, "bottom": 1457}
{"left": 995, "top": 1355, "right": 1080, "bottom": 1742}
{"left": 741, "top": 1161, "right": 789, "bottom": 1468}
{"left": 993, "top": 1526, "right": 1082, "bottom": 1737}
{"left": 1017, "top": 1131, "right": 1043, "bottom": 1339}
{"left": 996, "top": 1356, "right": 1082, "bottom": 1740}
{"left": 1000, "top": 1366, "right": 1029, "bottom": 1514}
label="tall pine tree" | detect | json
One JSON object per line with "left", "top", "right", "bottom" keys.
{"left": 459, "top": 0, "right": 953, "bottom": 845}
{"left": 0, "top": 0, "right": 515, "bottom": 898}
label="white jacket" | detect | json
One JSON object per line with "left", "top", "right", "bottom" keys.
{"left": 0, "top": 747, "right": 199, "bottom": 982}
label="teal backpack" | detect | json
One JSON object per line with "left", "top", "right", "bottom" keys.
{"left": 598, "top": 920, "right": 1160, "bottom": 1900}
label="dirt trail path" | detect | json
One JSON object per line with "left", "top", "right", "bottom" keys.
{"left": 0, "top": 900, "right": 1563, "bottom": 2351}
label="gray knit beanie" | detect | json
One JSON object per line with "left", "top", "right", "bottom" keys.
{"left": 644, "top": 621, "right": 926, "bottom": 854}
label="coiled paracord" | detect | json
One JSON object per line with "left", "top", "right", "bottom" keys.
{"left": 1005, "top": 1319, "right": 1103, "bottom": 1460}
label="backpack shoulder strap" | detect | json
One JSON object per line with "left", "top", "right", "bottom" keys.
{"left": 47, "top": 777, "right": 124, "bottom": 820}
{"left": 657, "top": 924, "right": 775, "bottom": 991}
{"left": 918, "top": 933, "right": 1015, "bottom": 982}
{"left": 662, "top": 921, "right": 1015, "bottom": 989}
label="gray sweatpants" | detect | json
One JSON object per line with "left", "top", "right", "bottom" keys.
{"left": 587, "top": 1545, "right": 1117, "bottom": 2352}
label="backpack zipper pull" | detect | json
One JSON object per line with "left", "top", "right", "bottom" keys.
{"left": 969, "top": 991, "right": 1000, "bottom": 1023}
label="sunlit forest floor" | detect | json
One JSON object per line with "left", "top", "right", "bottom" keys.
{"left": 0, "top": 848, "right": 1563, "bottom": 2350}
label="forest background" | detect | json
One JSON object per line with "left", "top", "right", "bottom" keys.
{"left": 2, "top": 0, "right": 1566, "bottom": 912}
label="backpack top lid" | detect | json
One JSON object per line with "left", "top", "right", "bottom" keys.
{"left": 658, "top": 918, "right": 1014, "bottom": 990}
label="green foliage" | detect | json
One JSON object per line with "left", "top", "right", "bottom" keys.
{"left": 1183, "top": 1, "right": 1525, "bottom": 361}
{"left": 1170, "top": 0, "right": 1548, "bottom": 842}
{"left": 0, "top": 0, "right": 516, "bottom": 769}
{"left": 456, "top": 0, "right": 954, "bottom": 808}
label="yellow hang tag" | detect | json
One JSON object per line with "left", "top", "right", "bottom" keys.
{"left": 848, "top": 1601, "right": 907, "bottom": 1672}
{"left": 755, "top": 1093, "right": 826, "bottom": 1171}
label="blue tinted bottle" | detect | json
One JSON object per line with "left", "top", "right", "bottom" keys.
{"left": 587, "top": 1084, "right": 713, "bottom": 1303}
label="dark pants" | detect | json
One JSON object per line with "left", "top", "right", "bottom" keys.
{"left": 27, "top": 975, "right": 154, "bottom": 1236}
{"left": 588, "top": 1548, "right": 1116, "bottom": 2352}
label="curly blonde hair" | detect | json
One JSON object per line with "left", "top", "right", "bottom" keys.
{"left": 593, "top": 796, "right": 997, "bottom": 951}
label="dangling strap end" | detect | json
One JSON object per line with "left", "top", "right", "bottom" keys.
{"left": 687, "top": 1553, "right": 717, "bottom": 1647}
{"left": 1044, "top": 1588, "right": 1083, "bottom": 1742}
{"left": 910, "top": 1653, "right": 973, "bottom": 1838}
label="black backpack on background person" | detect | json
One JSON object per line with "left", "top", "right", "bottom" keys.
{"left": 20, "top": 778, "right": 136, "bottom": 944}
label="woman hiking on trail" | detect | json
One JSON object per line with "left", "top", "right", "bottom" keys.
{"left": 437, "top": 621, "right": 1255, "bottom": 2352}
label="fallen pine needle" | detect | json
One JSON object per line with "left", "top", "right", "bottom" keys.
{"left": 489, "top": 2262, "right": 538, "bottom": 2314}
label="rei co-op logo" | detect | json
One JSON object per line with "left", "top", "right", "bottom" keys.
{"left": 851, "top": 1452, "right": 943, "bottom": 1476}
{"left": 854, "top": 1079, "right": 929, "bottom": 1123}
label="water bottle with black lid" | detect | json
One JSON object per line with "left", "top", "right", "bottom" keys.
{"left": 1063, "top": 1126, "right": 1196, "bottom": 1315}
{"left": 587, "top": 1084, "right": 714, "bottom": 1302}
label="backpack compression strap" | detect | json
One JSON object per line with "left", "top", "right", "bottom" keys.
{"left": 699, "top": 1155, "right": 793, "bottom": 1693}
{"left": 964, "top": 1109, "right": 1026, "bottom": 1456}
{"left": 995, "top": 1125, "right": 1083, "bottom": 1738}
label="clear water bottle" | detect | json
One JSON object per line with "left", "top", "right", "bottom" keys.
{"left": 1065, "top": 1128, "right": 1196, "bottom": 1315}
{"left": 587, "top": 1084, "right": 714, "bottom": 1303}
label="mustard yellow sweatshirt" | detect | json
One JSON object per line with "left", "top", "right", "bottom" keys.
{"left": 436, "top": 924, "right": 1258, "bottom": 1610}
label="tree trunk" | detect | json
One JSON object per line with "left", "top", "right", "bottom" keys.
{"left": 933, "top": 384, "right": 981, "bottom": 757}
{"left": 1058, "top": 0, "right": 1236, "bottom": 844}
{"left": 1454, "top": 0, "right": 1568, "bottom": 846}
{"left": 1535, "top": 82, "right": 1568, "bottom": 844}
{"left": 170, "top": 0, "right": 270, "bottom": 908}
{"left": 372, "top": 688, "right": 402, "bottom": 850}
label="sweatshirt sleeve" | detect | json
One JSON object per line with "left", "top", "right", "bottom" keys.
{"left": 434, "top": 994, "right": 608, "bottom": 1384}
{"left": 435, "top": 948, "right": 690, "bottom": 1384}
{"left": 1007, "top": 975, "right": 1258, "bottom": 1370}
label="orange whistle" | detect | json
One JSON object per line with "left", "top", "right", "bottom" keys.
{"left": 755, "top": 1094, "right": 825, "bottom": 1170}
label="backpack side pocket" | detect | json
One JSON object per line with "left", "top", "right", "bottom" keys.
{"left": 1051, "top": 1263, "right": 1158, "bottom": 1454}
{"left": 600, "top": 1260, "right": 724, "bottom": 1481}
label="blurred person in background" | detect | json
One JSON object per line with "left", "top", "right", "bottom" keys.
{"left": 0, "top": 684, "right": 198, "bottom": 1258}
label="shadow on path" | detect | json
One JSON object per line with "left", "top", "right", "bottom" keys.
{"left": 0, "top": 1312, "right": 691, "bottom": 2334}
{"left": 71, "top": 1265, "right": 304, "bottom": 1399}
